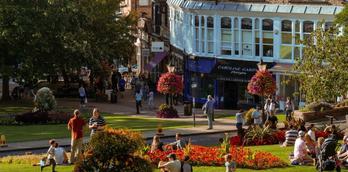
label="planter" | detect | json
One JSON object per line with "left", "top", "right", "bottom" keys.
{"left": 294, "top": 106, "right": 348, "bottom": 122}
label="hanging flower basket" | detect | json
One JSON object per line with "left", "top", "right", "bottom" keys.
{"left": 157, "top": 73, "right": 183, "bottom": 95}
{"left": 247, "top": 70, "right": 276, "bottom": 97}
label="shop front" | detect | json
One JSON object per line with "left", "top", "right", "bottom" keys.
{"left": 184, "top": 57, "right": 275, "bottom": 109}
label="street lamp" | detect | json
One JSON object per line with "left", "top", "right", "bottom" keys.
{"left": 257, "top": 58, "right": 267, "bottom": 71}
{"left": 167, "top": 61, "right": 175, "bottom": 73}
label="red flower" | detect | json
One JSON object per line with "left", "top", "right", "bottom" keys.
{"left": 247, "top": 70, "right": 276, "bottom": 96}
{"left": 157, "top": 73, "right": 183, "bottom": 95}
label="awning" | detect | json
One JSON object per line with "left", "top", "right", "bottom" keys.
{"left": 144, "top": 52, "right": 167, "bottom": 72}
{"left": 187, "top": 57, "right": 216, "bottom": 73}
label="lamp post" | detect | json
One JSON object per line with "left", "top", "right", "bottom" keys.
{"left": 257, "top": 58, "right": 268, "bottom": 123}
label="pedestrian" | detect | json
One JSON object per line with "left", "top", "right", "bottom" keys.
{"left": 252, "top": 106, "right": 262, "bottom": 127}
{"left": 148, "top": 90, "right": 154, "bottom": 110}
{"left": 150, "top": 135, "right": 164, "bottom": 153}
{"left": 42, "top": 139, "right": 56, "bottom": 172}
{"left": 158, "top": 153, "right": 181, "bottom": 172}
{"left": 78, "top": 84, "right": 87, "bottom": 107}
{"left": 143, "top": 83, "right": 149, "bottom": 101}
{"left": 135, "top": 90, "right": 143, "bottom": 114}
{"left": 307, "top": 124, "right": 316, "bottom": 142}
{"left": 285, "top": 97, "right": 295, "bottom": 121}
{"left": 236, "top": 109, "right": 244, "bottom": 142}
{"left": 88, "top": 108, "right": 106, "bottom": 137}
{"left": 224, "top": 154, "right": 236, "bottom": 172}
{"left": 264, "top": 97, "right": 271, "bottom": 121}
{"left": 118, "top": 76, "right": 126, "bottom": 98}
{"left": 168, "top": 133, "right": 186, "bottom": 150}
{"left": 202, "top": 95, "right": 215, "bottom": 130}
{"left": 268, "top": 113, "right": 278, "bottom": 130}
{"left": 67, "top": 109, "right": 86, "bottom": 164}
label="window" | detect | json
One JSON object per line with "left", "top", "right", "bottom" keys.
{"left": 262, "top": 19, "right": 273, "bottom": 57}
{"left": 294, "top": 20, "right": 301, "bottom": 60}
{"left": 201, "top": 16, "right": 205, "bottom": 52}
{"left": 303, "top": 21, "right": 314, "bottom": 41}
{"left": 242, "top": 18, "right": 252, "bottom": 56}
{"left": 207, "top": 17, "right": 214, "bottom": 53}
{"left": 255, "top": 18, "right": 260, "bottom": 56}
{"left": 221, "top": 17, "right": 232, "bottom": 55}
{"left": 280, "top": 20, "right": 292, "bottom": 60}
{"left": 234, "top": 18, "right": 239, "bottom": 55}
{"left": 195, "top": 16, "right": 199, "bottom": 52}
{"left": 325, "top": 22, "right": 333, "bottom": 31}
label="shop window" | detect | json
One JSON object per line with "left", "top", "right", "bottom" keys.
{"left": 221, "top": 17, "right": 232, "bottom": 55}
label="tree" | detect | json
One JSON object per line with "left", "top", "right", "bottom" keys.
{"left": 290, "top": 26, "right": 348, "bottom": 103}
{"left": 335, "top": 4, "right": 348, "bottom": 35}
{"left": 0, "top": 0, "right": 137, "bottom": 100}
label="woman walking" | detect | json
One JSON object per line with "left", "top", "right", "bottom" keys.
{"left": 202, "top": 95, "right": 215, "bottom": 130}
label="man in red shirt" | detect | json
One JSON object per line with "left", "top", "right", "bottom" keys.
{"left": 68, "top": 109, "right": 85, "bottom": 164}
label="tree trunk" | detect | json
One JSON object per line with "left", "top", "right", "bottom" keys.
{"left": 1, "top": 75, "right": 11, "bottom": 101}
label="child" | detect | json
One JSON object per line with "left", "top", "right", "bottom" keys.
{"left": 148, "top": 91, "right": 154, "bottom": 110}
{"left": 43, "top": 139, "right": 56, "bottom": 172}
{"left": 225, "top": 154, "right": 236, "bottom": 172}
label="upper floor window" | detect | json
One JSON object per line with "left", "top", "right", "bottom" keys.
{"left": 262, "top": 19, "right": 273, "bottom": 31}
{"left": 303, "top": 21, "right": 314, "bottom": 41}
{"left": 241, "top": 18, "right": 252, "bottom": 30}
{"left": 281, "top": 20, "right": 292, "bottom": 60}
{"left": 221, "top": 17, "right": 231, "bottom": 55}
{"left": 262, "top": 19, "right": 273, "bottom": 57}
{"left": 207, "top": 17, "right": 214, "bottom": 53}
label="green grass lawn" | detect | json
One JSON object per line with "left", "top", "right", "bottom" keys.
{"left": 0, "top": 145, "right": 322, "bottom": 172}
{"left": 0, "top": 114, "right": 194, "bottom": 142}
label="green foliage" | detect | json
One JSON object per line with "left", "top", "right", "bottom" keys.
{"left": 335, "top": 4, "right": 348, "bottom": 35}
{"left": 33, "top": 87, "right": 56, "bottom": 112}
{"left": 244, "top": 108, "right": 255, "bottom": 125}
{"left": 75, "top": 128, "right": 153, "bottom": 172}
{"left": 0, "top": 0, "right": 137, "bottom": 90}
{"left": 291, "top": 25, "right": 348, "bottom": 103}
{"left": 243, "top": 125, "right": 273, "bottom": 145}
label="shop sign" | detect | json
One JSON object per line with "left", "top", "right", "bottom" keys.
{"left": 151, "top": 42, "right": 164, "bottom": 52}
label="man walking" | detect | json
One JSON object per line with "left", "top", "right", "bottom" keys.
{"left": 202, "top": 95, "right": 215, "bottom": 130}
{"left": 67, "top": 109, "right": 85, "bottom": 164}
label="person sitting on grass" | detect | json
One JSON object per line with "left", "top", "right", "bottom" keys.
{"left": 282, "top": 125, "right": 298, "bottom": 147}
{"left": 338, "top": 136, "right": 348, "bottom": 165}
{"left": 158, "top": 153, "right": 181, "bottom": 172}
{"left": 181, "top": 155, "right": 193, "bottom": 172}
{"left": 150, "top": 135, "right": 164, "bottom": 153}
{"left": 168, "top": 133, "right": 186, "bottom": 150}
{"left": 292, "top": 131, "right": 314, "bottom": 165}
{"left": 224, "top": 154, "right": 236, "bottom": 172}
{"left": 54, "top": 142, "right": 68, "bottom": 165}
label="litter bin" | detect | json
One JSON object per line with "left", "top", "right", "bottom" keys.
{"left": 111, "top": 91, "right": 117, "bottom": 103}
{"left": 184, "top": 101, "right": 192, "bottom": 116}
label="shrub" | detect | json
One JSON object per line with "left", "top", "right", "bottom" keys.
{"left": 75, "top": 128, "right": 152, "bottom": 172}
{"left": 48, "top": 112, "right": 72, "bottom": 124}
{"left": 0, "top": 115, "right": 16, "bottom": 125}
{"left": 244, "top": 108, "right": 255, "bottom": 125}
{"left": 301, "top": 102, "right": 334, "bottom": 112}
{"left": 156, "top": 104, "right": 179, "bottom": 118}
{"left": 15, "top": 111, "right": 49, "bottom": 124}
{"left": 34, "top": 87, "right": 57, "bottom": 112}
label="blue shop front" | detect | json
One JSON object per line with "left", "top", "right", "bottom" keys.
{"left": 184, "top": 57, "right": 275, "bottom": 109}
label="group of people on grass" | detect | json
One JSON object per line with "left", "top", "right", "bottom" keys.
{"left": 281, "top": 123, "right": 348, "bottom": 168}
{"left": 151, "top": 133, "right": 236, "bottom": 172}
{"left": 42, "top": 108, "right": 106, "bottom": 172}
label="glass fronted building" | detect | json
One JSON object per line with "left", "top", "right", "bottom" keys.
{"left": 168, "top": 0, "right": 343, "bottom": 109}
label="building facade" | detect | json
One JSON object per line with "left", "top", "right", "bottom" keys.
{"left": 168, "top": 0, "right": 344, "bottom": 109}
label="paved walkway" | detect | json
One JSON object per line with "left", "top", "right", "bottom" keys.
{"left": 0, "top": 89, "right": 241, "bottom": 152}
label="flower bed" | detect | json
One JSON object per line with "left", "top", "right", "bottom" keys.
{"left": 156, "top": 104, "right": 179, "bottom": 118}
{"left": 147, "top": 145, "right": 287, "bottom": 169}
{"left": 230, "top": 130, "right": 343, "bottom": 146}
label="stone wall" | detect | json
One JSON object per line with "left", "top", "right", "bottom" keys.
{"left": 294, "top": 106, "right": 348, "bottom": 122}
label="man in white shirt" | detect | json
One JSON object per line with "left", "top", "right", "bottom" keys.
{"left": 168, "top": 133, "right": 186, "bottom": 150}
{"left": 158, "top": 153, "right": 181, "bottom": 172}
